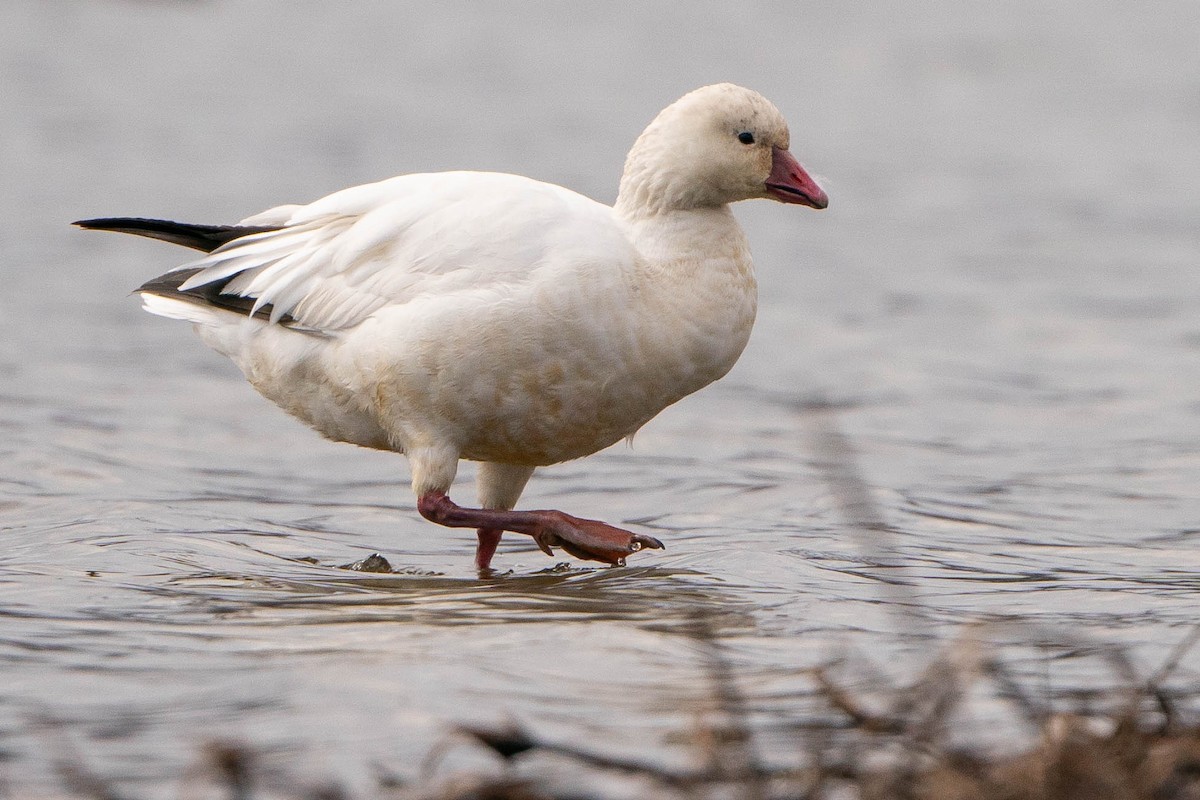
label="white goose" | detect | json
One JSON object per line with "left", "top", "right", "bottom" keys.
{"left": 77, "top": 83, "right": 827, "bottom": 570}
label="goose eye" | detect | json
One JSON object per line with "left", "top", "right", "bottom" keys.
{"left": 737, "top": 131, "right": 755, "bottom": 145}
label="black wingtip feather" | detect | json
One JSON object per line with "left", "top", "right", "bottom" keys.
{"left": 80, "top": 216, "right": 307, "bottom": 328}
{"left": 74, "top": 217, "right": 279, "bottom": 252}
{"left": 135, "top": 268, "right": 298, "bottom": 326}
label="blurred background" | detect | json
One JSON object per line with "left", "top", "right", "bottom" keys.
{"left": 2, "top": 0, "right": 1198, "bottom": 796}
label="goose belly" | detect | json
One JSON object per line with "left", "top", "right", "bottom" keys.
{"left": 195, "top": 312, "right": 646, "bottom": 461}
{"left": 201, "top": 322, "right": 395, "bottom": 451}
{"left": 339, "top": 279, "right": 753, "bottom": 466}
{"left": 344, "top": 317, "right": 673, "bottom": 466}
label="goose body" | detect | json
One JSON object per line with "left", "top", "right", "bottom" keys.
{"left": 77, "top": 83, "right": 827, "bottom": 569}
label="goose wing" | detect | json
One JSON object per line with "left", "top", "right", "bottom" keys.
{"left": 146, "top": 171, "right": 627, "bottom": 332}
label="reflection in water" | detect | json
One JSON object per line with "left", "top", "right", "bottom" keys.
{"left": 161, "top": 559, "right": 757, "bottom": 633}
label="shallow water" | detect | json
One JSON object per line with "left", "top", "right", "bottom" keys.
{"left": 2, "top": 0, "right": 1199, "bottom": 795}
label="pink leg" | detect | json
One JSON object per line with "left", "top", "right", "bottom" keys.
{"left": 417, "top": 491, "right": 663, "bottom": 566}
{"left": 475, "top": 528, "right": 503, "bottom": 571}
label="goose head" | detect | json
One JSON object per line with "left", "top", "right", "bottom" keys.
{"left": 616, "top": 83, "right": 828, "bottom": 216}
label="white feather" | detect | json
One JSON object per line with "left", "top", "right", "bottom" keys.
{"left": 140, "top": 294, "right": 223, "bottom": 326}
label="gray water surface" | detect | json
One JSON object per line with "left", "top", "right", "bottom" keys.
{"left": 3, "top": 1, "right": 1199, "bottom": 795}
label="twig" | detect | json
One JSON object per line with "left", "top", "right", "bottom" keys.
{"left": 797, "top": 398, "right": 926, "bottom": 631}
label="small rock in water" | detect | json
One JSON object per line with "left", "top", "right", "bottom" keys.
{"left": 340, "top": 553, "right": 394, "bottom": 573}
